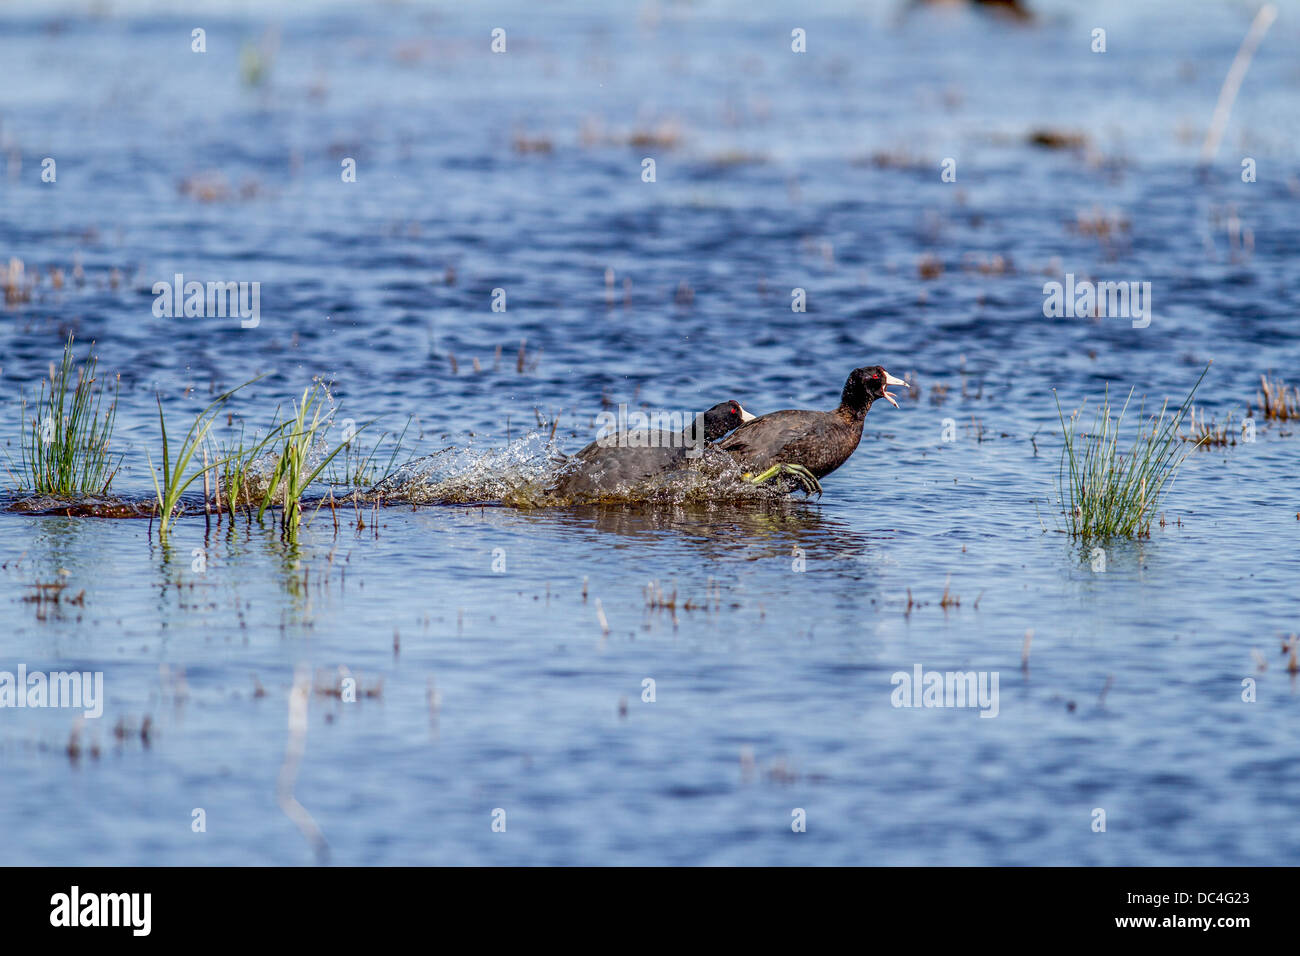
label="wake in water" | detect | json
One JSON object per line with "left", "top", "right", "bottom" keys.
{"left": 1, "top": 434, "right": 798, "bottom": 517}
{"left": 5, "top": 495, "right": 157, "bottom": 518}
{"left": 363, "top": 432, "right": 790, "bottom": 507}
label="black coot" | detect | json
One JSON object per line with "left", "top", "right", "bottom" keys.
{"left": 554, "top": 400, "right": 755, "bottom": 497}
{"left": 717, "top": 366, "right": 907, "bottom": 495}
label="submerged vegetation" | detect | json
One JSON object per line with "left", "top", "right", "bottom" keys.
{"left": 1055, "top": 366, "right": 1208, "bottom": 539}
{"left": 9, "top": 335, "right": 120, "bottom": 496}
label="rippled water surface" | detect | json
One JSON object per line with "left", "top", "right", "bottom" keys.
{"left": 1, "top": 0, "right": 1299, "bottom": 865}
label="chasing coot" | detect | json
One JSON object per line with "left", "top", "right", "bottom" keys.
{"left": 717, "top": 366, "right": 907, "bottom": 495}
{"left": 554, "top": 400, "right": 754, "bottom": 497}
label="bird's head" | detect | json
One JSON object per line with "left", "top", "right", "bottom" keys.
{"left": 843, "top": 366, "right": 908, "bottom": 411}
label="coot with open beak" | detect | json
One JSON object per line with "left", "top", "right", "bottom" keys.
{"left": 717, "top": 366, "right": 907, "bottom": 496}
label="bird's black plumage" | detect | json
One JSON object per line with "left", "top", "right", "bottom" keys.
{"left": 554, "top": 400, "right": 753, "bottom": 497}
{"left": 717, "top": 366, "right": 905, "bottom": 481}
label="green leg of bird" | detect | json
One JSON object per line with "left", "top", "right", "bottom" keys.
{"left": 743, "top": 463, "right": 823, "bottom": 497}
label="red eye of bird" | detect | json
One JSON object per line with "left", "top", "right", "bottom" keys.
{"left": 731, "top": 405, "right": 738, "bottom": 414}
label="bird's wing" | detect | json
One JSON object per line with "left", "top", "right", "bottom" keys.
{"left": 716, "top": 410, "right": 811, "bottom": 463}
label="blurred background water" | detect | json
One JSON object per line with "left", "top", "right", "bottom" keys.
{"left": 1, "top": 0, "right": 1298, "bottom": 864}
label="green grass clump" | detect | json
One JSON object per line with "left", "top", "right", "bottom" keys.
{"left": 12, "top": 334, "right": 120, "bottom": 496}
{"left": 147, "top": 380, "right": 261, "bottom": 537}
{"left": 257, "top": 382, "right": 364, "bottom": 534}
{"left": 213, "top": 418, "right": 287, "bottom": 520}
{"left": 1055, "top": 366, "right": 1209, "bottom": 539}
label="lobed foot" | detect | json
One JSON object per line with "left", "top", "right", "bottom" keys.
{"left": 744, "top": 462, "right": 823, "bottom": 497}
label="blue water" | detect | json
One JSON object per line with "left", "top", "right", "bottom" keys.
{"left": 1, "top": 0, "right": 1298, "bottom": 864}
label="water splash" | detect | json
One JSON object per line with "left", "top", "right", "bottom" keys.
{"left": 365, "top": 433, "right": 565, "bottom": 506}
{"left": 364, "top": 433, "right": 791, "bottom": 507}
